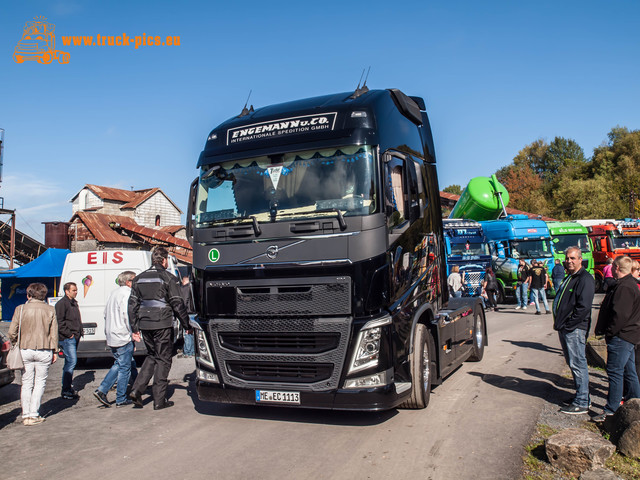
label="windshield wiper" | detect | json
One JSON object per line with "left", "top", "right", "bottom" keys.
{"left": 209, "top": 215, "right": 262, "bottom": 236}
{"left": 276, "top": 207, "right": 347, "bottom": 230}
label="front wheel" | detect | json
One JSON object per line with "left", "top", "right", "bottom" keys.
{"left": 468, "top": 306, "right": 485, "bottom": 362}
{"left": 400, "top": 324, "right": 435, "bottom": 409}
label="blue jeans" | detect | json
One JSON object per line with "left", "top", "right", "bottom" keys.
{"left": 183, "top": 332, "right": 195, "bottom": 356}
{"left": 98, "top": 342, "right": 135, "bottom": 404}
{"left": 60, "top": 337, "right": 79, "bottom": 393}
{"left": 515, "top": 282, "right": 529, "bottom": 307}
{"left": 531, "top": 288, "right": 549, "bottom": 312}
{"left": 558, "top": 328, "right": 590, "bottom": 408}
{"left": 604, "top": 336, "right": 640, "bottom": 414}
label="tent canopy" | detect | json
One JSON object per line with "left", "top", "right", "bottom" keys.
{"left": 0, "top": 248, "right": 70, "bottom": 278}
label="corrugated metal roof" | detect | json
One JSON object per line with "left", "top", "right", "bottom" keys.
{"left": 72, "top": 212, "right": 137, "bottom": 243}
{"left": 114, "top": 222, "right": 192, "bottom": 249}
{"left": 159, "top": 225, "right": 184, "bottom": 234}
{"left": 120, "top": 188, "right": 160, "bottom": 209}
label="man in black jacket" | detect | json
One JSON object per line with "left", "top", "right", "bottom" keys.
{"left": 594, "top": 255, "right": 640, "bottom": 421}
{"left": 56, "top": 282, "right": 83, "bottom": 399}
{"left": 128, "top": 247, "right": 190, "bottom": 410}
{"left": 553, "top": 246, "right": 595, "bottom": 415}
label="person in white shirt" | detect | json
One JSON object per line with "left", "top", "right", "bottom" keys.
{"left": 93, "top": 271, "right": 141, "bottom": 407}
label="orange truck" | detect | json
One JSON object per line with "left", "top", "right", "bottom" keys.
{"left": 585, "top": 219, "right": 640, "bottom": 291}
{"left": 13, "top": 19, "right": 69, "bottom": 65}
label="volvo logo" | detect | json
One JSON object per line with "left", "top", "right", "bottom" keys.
{"left": 266, "top": 245, "right": 279, "bottom": 259}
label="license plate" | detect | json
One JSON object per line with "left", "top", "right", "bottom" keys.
{"left": 83, "top": 327, "right": 95, "bottom": 335}
{"left": 255, "top": 390, "right": 300, "bottom": 405}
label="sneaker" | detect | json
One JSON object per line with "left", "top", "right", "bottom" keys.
{"left": 593, "top": 412, "right": 614, "bottom": 423}
{"left": 23, "top": 417, "right": 33, "bottom": 426}
{"left": 61, "top": 390, "right": 79, "bottom": 400}
{"left": 535, "top": 311, "right": 541, "bottom": 315}
{"left": 116, "top": 399, "right": 134, "bottom": 408}
{"left": 515, "top": 306, "right": 522, "bottom": 310}
{"left": 561, "top": 398, "right": 592, "bottom": 407}
{"left": 30, "top": 416, "right": 46, "bottom": 425}
{"left": 560, "top": 404, "right": 589, "bottom": 415}
{"left": 93, "top": 390, "right": 110, "bottom": 407}
{"left": 545, "top": 311, "right": 551, "bottom": 315}
{"left": 522, "top": 306, "right": 528, "bottom": 310}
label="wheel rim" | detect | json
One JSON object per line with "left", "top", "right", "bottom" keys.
{"left": 422, "top": 341, "right": 430, "bottom": 391}
{"left": 475, "top": 315, "right": 483, "bottom": 348}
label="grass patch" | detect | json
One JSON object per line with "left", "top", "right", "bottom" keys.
{"left": 522, "top": 424, "right": 558, "bottom": 480}
{"left": 605, "top": 453, "right": 640, "bottom": 479}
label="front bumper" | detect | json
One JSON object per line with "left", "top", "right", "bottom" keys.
{"left": 196, "top": 380, "right": 408, "bottom": 411}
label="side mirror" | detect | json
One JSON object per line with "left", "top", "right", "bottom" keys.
{"left": 186, "top": 177, "right": 198, "bottom": 244}
{"left": 600, "top": 238, "right": 607, "bottom": 251}
{"left": 497, "top": 243, "right": 506, "bottom": 258}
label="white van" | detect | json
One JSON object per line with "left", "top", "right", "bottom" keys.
{"left": 54, "top": 250, "right": 181, "bottom": 359}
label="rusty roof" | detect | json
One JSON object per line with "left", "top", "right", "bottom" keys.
{"left": 159, "top": 225, "right": 185, "bottom": 234}
{"left": 71, "top": 185, "right": 182, "bottom": 214}
{"left": 113, "top": 222, "right": 192, "bottom": 250}
{"left": 71, "top": 212, "right": 137, "bottom": 243}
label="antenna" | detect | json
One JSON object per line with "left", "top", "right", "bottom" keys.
{"left": 362, "top": 66, "right": 371, "bottom": 88}
{"left": 350, "top": 68, "right": 370, "bottom": 99}
{"left": 238, "top": 90, "right": 253, "bottom": 117}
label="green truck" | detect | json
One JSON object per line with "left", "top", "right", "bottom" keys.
{"left": 546, "top": 221, "right": 594, "bottom": 276}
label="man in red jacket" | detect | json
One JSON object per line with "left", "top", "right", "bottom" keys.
{"left": 594, "top": 255, "right": 640, "bottom": 422}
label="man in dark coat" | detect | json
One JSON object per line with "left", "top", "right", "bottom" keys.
{"left": 553, "top": 247, "right": 595, "bottom": 415}
{"left": 128, "top": 247, "right": 190, "bottom": 410}
{"left": 56, "top": 282, "right": 82, "bottom": 399}
{"left": 594, "top": 255, "right": 640, "bottom": 421}
{"left": 551, "top": 258, "right": 565, "bottom": 293}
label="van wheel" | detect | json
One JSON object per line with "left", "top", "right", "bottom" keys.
{"left": 468, "top": 306, "right": 485, "bottom": 362}
{"left": 400, "top": 324, "right": 435, "bottom": 409}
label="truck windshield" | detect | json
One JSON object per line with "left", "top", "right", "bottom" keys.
{"left": 195, "top": 145, "right": 377, "bottom": 227}
{"left": 552, "top": 233, "right": 591, "bottom": 253}
{"left": 611, "top": 235, "right": 640, "bottom": 249}
{"left": 449, "top": 241, "right": 489, "bottom": 256}
{"left": 509, "top": 239, "right": 553, "bottom": 259}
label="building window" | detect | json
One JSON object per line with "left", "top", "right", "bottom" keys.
{"left": 155, "top": 215, "right": 161, "bottom": 227}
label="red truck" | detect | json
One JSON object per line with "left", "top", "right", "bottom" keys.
{"left": 585, "top": 219, "right": 640, "bottom": 291}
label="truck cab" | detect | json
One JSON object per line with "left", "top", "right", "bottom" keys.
{"left": 546, "top": 221, "right": 594, "bottom": 277}
{"left": 187, "top": 88, "right": 487, "bottom": 411}
{"left": 442, "top": 219, "right": 491, "bottom": 296}
{"left": 480, "top": 215, "right": 553, "bottom": 302}
{"left": 586, "top": 219, "right": 640, "bottom": 291}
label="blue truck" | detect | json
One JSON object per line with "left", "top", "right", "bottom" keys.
{"left": 442, "top": 219, "right": 491, "bottom": 296}
{"left": 480, "top": 215, "right": 554, "bottom": 303}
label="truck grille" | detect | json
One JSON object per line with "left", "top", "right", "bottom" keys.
{"left": 207, "top": 276, "right": 352, "bottom": 392}
{"left": 219, "top": 332, "right": 340, "bottom": 354}
{"left": 226, "top": 362, "right": 333, "bottom": 383}
{"left": 462, "top": 270, "right": 485, "bottom": 296}
{"left": 207, "top": 277, "right": 351, "bottom": 317}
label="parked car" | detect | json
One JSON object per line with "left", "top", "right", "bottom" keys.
{"left": 0, "top": 331, "right": 16, "bottom": 387}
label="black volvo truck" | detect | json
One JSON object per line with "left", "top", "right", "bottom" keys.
{"left": 187, "top": 88, "right": 486, "bottom": 410}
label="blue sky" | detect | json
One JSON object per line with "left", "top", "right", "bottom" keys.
{"left": 1, "top": 0, "right": 639, "bottom": 243}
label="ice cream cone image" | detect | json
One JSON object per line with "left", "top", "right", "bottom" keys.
{"left": 82, "top": 275, "right": 93, "bottom": 297}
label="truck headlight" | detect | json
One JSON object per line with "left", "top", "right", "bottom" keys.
{"left": 347, "top": 315, "right": 391, "bottom": 375}
{"left": 194, "top": 324, "right": 215, "bottom": 369}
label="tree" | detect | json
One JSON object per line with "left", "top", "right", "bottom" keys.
{"left": 498, "top": 163, "right": 549, "bottom": 215}
{"left": 443, "top": 184, "right": 462, "bottom": 195}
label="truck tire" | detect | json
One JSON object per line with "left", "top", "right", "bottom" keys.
{"left": 496, "top": 284, "right": 505, "bottom": 305}
{"left": 468, "top": 305, "right": 485, "bottom": 362}
{"left": 400, "top": 324, "right": 435, "bottom": 409}
{"left": 595, "top": 275, "right": 603, "bottom": 293}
